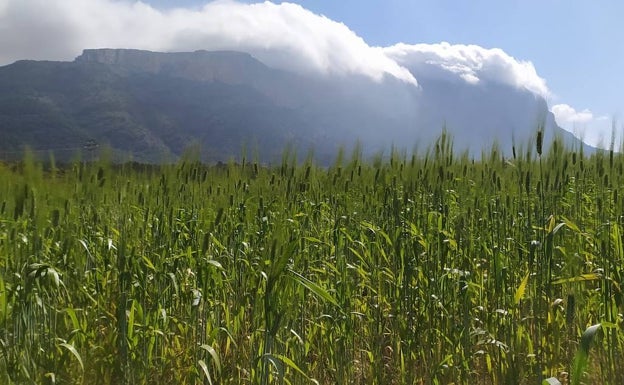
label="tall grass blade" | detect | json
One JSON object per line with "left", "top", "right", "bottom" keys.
{"left": 571, "top": 323, "right": 601, "bottom": 385}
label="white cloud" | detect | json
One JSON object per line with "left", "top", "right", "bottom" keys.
{"left": 551, "top": 104, "right": 622, "bottom": 149}
{"left": 384, "top": 42, "right": 550, "bottom": 98}
{"left": 551, "top": 103, "right": 593, "bottom": 125}
{"left": 0, "top": 0, "right": 560, "bottom": 102}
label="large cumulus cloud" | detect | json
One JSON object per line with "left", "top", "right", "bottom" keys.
{"left": 384, "top": 42, "right": 550, "bottom": 98}
{"left": 0, "top": 0, "right": 555, "bottom": 97}
{"left": 0, "top": 0, "right": 415, "bottom": 84}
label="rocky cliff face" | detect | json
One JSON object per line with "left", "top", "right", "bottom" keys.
{"left": 76, "top": 49, "right": 265, "bottom": 83}
{"left": 76, "top": 49, "right": 311, "bottom": 108}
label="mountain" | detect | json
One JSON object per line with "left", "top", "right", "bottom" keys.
{"left": 0, "top": 48, "right": 589, "bottom": 163}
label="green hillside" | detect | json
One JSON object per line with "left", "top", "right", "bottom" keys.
{"left": 0, "top": 59, "right": 313, "bottom": 163}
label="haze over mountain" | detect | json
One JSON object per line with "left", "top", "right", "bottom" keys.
{"left": 0, "top": 47, "right": 588, "bottom": 163}
{"left": 1, "top": 0, "right": 618, "bottom": 160}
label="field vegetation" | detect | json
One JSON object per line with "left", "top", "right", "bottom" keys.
{"left": 1, "top": 135, "right": 623, "bottom": 384}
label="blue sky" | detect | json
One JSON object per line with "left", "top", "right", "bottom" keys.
{"left": 0, "top": 0, "right": 620, "bottom": 144}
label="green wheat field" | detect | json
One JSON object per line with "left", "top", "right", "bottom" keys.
{"left": 1, "top": 135, "right": 623, "bottom": 385}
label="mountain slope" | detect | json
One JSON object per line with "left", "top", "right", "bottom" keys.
{"left": 0, "top": 49, "right": 589, "bottom": 163}
{"left": 0, "top": 54, "right": 320, "bottom": 162}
